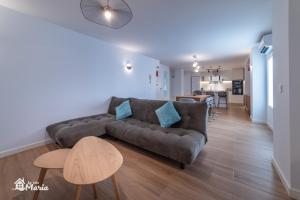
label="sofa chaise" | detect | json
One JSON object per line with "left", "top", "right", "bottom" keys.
{"left": 47, "top": 97, "right": 208, "bottom": 168}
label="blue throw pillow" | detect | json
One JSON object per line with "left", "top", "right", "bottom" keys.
{"left": 155, "top": 102, "right": 181, "bottom": 128}
{"left": 115, "top": 100, "right": 132, "bottom": 120}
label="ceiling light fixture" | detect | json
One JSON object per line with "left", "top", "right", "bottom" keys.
{"left": 192, "top": 55, "right": 199, "bottom": 69}
{"left": 103, "top": 6, "right": 112, "bottom": 21}
{"left": 193, "top": 61, "right": 198, "bottom": 68}
{"left": 80, "top": 0, "right": 133, "bottom": 29}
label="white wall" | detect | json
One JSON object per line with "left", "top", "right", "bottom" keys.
{"left": 184, "top": 71, "right": 192, "bottom": 95}
{"left": 266, "top": 53, "right": 273, "bottom": 130}
{"left": 289, "top": 0, "right": 300, "bottom": 195}
{"left": 250, "top": 46, "right": 267, "bottom": 123}
{"left": 170, "top": 69, "right": 184, "bottom": 100}
{"left": 249, "top": 45, "right": 273, "bottom": 128}
{"left": 273, "top": 0, "right": 300, "bottom": 199}
{"left": 0, "top": 6, "right": 160, "bottom": 156}
{"left": 272, "top": 0, "right": 291, "bottom": 192}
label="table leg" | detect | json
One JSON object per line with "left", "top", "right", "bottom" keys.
{"left": 33, "top": 168, "right": 47, "bottom": 200}
{"left": 112, "top": 174, "right": 120, "bottom": 200}
{"left": 92, "top": 184, "right": 97, "bottom": 199}
{"left": 75, "top": 185, "right": 82, "bottom": 200}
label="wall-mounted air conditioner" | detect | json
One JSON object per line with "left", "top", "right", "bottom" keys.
{"left": 259, "top": 34, "right": 272, "bottom": 54}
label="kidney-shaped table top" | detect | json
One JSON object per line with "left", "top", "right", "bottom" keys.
{"left": 34, "top": 149, "right": 70, "bottom": 169}
{"left": 63, "top": 136, "right": 123, "bottom": 185}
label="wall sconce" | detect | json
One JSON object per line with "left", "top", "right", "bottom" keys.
{"left": 125, "top": 62, "right": 133, "bottom": 71}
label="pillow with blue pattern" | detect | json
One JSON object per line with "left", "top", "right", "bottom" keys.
{"left": 115, "top": 100, "right": 132, "bottom": 120}
{"left": 155, "top": 102, "right": 181, "bottom": 128}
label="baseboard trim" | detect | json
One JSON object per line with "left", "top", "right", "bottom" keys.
{"left": 251, "top": 118, "right": 266, "bottom": 124}
{"left": 272, "top": 157, "right": 300, "bottom": 200}
{"left": 0, "top": 138, "right": 53, "bottom": 159}
{"left": 266, "top": 124, "right": 273, "bottom": 132}
{"left": 272, "top": 157, "right": 291, "bottom": 196}
{"left": 291, "top": 188, "right": 300, "bottom": 200}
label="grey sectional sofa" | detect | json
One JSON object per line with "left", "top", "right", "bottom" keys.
{"left": 47, "top": 97, "right": 208, "bottom": 168}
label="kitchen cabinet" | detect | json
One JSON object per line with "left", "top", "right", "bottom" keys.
{"left": 200, "top": 68, "right": 244, "bottom": 82}
{"left": 228, "top": 91, "right": 244, "bottom": 104}
{"left": 231, "top": 68, "right": 244, "bottom": 80}
{"left": 220, "top": 70, "right": 232, "bottom": 81}
{"left": 203, "top": 90, "right": 244, "bottom": 105}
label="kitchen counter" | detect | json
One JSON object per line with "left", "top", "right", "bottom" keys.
{"left": 176, "top": 95, "right": 210, "bottom": 102}
{"left": 203, "top": 90, "right": 227, "bottom": 93}
{"left": 202, "top": 90, "right": 244, "bottom": 105}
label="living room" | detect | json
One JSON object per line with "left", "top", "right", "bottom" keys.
{"left": 0, "top": 0, "right": 299, "bottom": 200}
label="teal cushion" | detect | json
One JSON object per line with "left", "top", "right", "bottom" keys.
{"left": 115, "top": 100, "right": 132, "bottom": 120}
{"left": 155, "top": 102, "right": 181, "bottom": 128}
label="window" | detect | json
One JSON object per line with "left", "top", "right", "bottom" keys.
{"left": 267, "top": 56, "right": 273, "bottom": 108}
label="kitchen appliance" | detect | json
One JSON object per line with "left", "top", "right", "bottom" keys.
{"left": 232, "top": 80, "right": 243, "bottom": 95}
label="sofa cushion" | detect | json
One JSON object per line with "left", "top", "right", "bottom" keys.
{"left": 108, "top": 96, "right": 129, "bottom": 115}
{"left": 116, "top": 100, "right": 132, "bottom": 120}
{"left": 47, "top": 113, "right": 115, "bottom": 147}
{"left": 106, "top": 118, "right": 205, "bottom": 164}
{"left": 155, "top": 102, "right": 181, "bottom": 128}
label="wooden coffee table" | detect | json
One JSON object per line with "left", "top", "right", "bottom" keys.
{"left": 33, "top": 136, "right": 123, "bottom": 200}
{"left": 33, "top": 149, "right": 70, "bottom": 200}
{"left": 63, "top": 136, "right": 123, "bottom": 200}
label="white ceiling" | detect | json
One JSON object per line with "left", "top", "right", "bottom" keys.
{"left": 0, "top": 0, "right": 272, "bottom": 69}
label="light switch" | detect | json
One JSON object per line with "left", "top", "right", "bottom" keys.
{"left": 279, "top": 84, "right": 284, "bottom": 94}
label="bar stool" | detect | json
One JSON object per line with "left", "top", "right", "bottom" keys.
{"left": 218, "top": 91, "right": 228, "bottom": 109}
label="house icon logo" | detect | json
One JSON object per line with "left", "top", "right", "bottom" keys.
{"left": 12, "top": 177, "right": 49, "bottom": 192}
{"left": 13, "top": 178, "right": 26, "bottom": 191}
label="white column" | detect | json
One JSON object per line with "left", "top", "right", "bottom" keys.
{"left": 273, "top": 0, "right": 300, "bottom": 199}
{"left": 289, "top": 0, "right": 300, "bottom": 196}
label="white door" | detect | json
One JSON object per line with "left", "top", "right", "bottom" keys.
{"left": 156, "top": 65, "right": 170, "bottom": 100}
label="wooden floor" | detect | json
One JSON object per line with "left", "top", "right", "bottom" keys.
{"left": 0, "top": 105, "right": 292, "bottom": 200}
